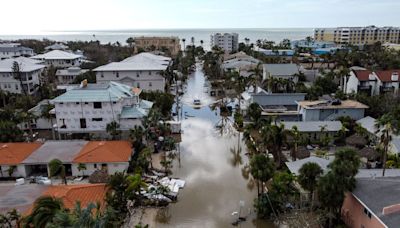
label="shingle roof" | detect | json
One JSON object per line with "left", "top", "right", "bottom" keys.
{"left": 73, "top": 141, "right": 132, "bottom": 163}
{"left": 51, "top": 81, "right": 137, "bottom": 103}
{"left": 354, "top": 70, "right": 374, "bottom": 81}
{"left": 375, "top": 70, "right": 400, "bottom": 82}
{"left": 22, "top": 140, "right": 87, "bottom": 164}
{"left": 0, "top": 143, "right": 42, "bottom": 165}
{"left": 41, "top": 184, "right": 107, "bottom": 211}
{"left": 31, "top": 50, "right": 81, "bottom": 60}
{"left": 94, "top": 52, "right": 171, "bottom": 72}
{"left": 279, "top": 121, "right": 343, "bottom": 132}
{"left": 263, "top": 64, "right": 299, "bottom": 76}
{"left": 285, "top": 156, "right": 334, "bottom": 175}
{"left": 352, "top": 177, "right": 400, "bottom": 228}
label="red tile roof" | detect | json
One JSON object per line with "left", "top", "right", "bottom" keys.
{"left": 0, "top": 143, "right": 42, "bottom": 165}
{"left": 375, "top": 70, "right": 400, "bottom": 82}
{"left": 73, "top": 141, "right": 132, "bottom": 163}
{"left": 354, "top": 70, "right": 374, "bottom": 81}
{"left": 42, "top": 184, "right": 107, "bottom": 210}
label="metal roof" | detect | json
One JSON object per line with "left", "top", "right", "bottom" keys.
{"left": 263, "top": 64, "right": 299, "bottom": 76}
{"left": 0, "top": 57, "right": 45, "bottom": 72}
{"left": 31, "top": 50, "right": 81, "bottom": 60}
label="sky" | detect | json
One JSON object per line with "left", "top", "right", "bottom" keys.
{"left": 1, "top": 0, "right": 400, "bottom": 35}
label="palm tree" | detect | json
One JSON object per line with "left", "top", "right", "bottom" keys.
{"left": 250, "top": 153, "right": 275, "bottom": 197}
{"left": 49, "top": 159, "right": 67, "bottom": 185}
{"left": 248, "top": 63, "right": 263, "bottom": 88}
{"left": 244, "top": 38, "right": 250, "bottom": 46}
{"left": 298, "top": 162, "right": 323, "bottom": 210}
{"left": 126, "top": 173, "right": 147, "bottom": 203}
{"left": 77, "top": 163, "right": 87, "bottom": 177}
{"left": 17, "top": 111, "right": 37, "bottom": 140}
{"left": 200, "top": 40, "right": 204, "bottom": 47}
{"left": 290, "top": 126, "right": 300, "bottom": 161}
{"left": 129, "top": 125, "right": 144, "bottom": 146}
{"left": 181, "top": 38, "right": 186, "bottom": 51}
{"left": 106, "top": 121, "right": 121, "bottom": 140}
{"left": 376, "top": 115, "right": 394, "bottom": 177}
{"left": 262, "top": 123, "right": 288, "bottom": 166}
{"left": 12, "top": 61, "right": 27, "bottom": 96}
{"left": 7, "top": 165, "right": 16, "bottom": 177}
{"left": 23, "top": 196, "right": 65, "bottom": 228}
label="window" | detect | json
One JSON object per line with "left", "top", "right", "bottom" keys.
{"left": 101, "top": 73, "right": 104, "bottom": 78}
{"left": 137, "top": 82, "right": 140, "bottom": 88}
{"left": 84, "top": 102, "right": 88, "bottom": 104}
{"left": 76, "top": 102, "right": 80, "bottom": 105}
{"left": 93, "top": 102, "right": 102, "bottom": 109}
{"left": 80, "top": 118, "right": 87, "bottom": 128}
{"left": 94, "top": 164, "right": 97, "bottom": 169}
{"left": 116, "top": 72, "right": 119, "bottom": 78}
{"left": 92, "top": 118, "right": 103, "bottom": 121}
{"left": 149, "top": 71, "right": 152, "bottom": 75}
{"left": 149, "top": 82, "right": 152, "bottom": 87}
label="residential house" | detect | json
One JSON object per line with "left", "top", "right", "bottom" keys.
{"left": 375, "top": 70, "right": 400, "bottom": 95}
{"left": 31, "top": 50, "right": 82, "bottom": 68}
{"left": 263, "top": 63, "right": 300, "bottom": 83}
{"left": 243, "top": 89, "right": 306, "bottom": 121}
{"left": 72, "top": 141, "right": 132, "bottom": 176}
{"left": 94, "top": 53, "right": 171, "bottom": 92}
{"left": 18, "top": 99, "right": 56, "bottom": 131}
{"left": 44, "top": 43, "right": 69, "bottom": 51}
{"left": 0, "top": 57, "right": 45, "bottom": 94}
{"left": 51, "top": 81, "right": 153, "bottom": 136}
{"left": 0, "top": 143, "right": 42, "bottom": 177}
{"left": 342, "top": 177, "right": 400, "bottom": 228}
{"left": 285, "top": 156, "right": 334, "bottom": 176}
{"left": 257, "top": 48, "right": 295, "bottom": 60}
{"left": 22, "top": 140, "right": 87, "bottom": 177}
{"left": 0, "top": 43, "right": 34, "bottom": 59}
{"left": 210, "top": 33, "right": 239, "bottom": 53}
{"left": 297, "top": 99, "right": 368, "bottom": 121}
{"left": 279, "top": 121, "right": 343, "bottom": 143}
{"left": 56, "top": 67, "right": 88, "bottom": 84}
{"left": 221, "top": 52, "right": 261, "bottom": 77}
{"left": 133, "top": 36, "right": 181, "bottom": 56}
{"left": 345, "top": 70, "right": 379, "bottom": 96}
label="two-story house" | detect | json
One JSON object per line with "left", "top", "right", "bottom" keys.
{"left": 31, "top": 50, "right": 82, "bottom": 68}
{"left": 375, "top": 70, "right": 400, "bottom": 95}
{"left": 0, "top": 43, "right": 34, "bottom": 59}
{"left": 94, "top": 53, "right": 171, "bottom": 92}
{"left": 263, "top": 63, "right": 300, "bottom": 83}
{"left": 51, "top": 81, "right": 153, "bottom": 137}
{"left": 0, "top": 57, "right": 45, "bottom": 94}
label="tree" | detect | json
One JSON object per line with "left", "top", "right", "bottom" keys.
{"left": 106, "top": 172, "right": 130, "bottom": 215}
{"left": 23, "top": 196, "right": 65, "bottom": 228}
{"left": 12, "top": 61, "right": 27, "bottom": 96}
{"left": 298, "top": 162, "right": 323, "bottom": 210}
{"left": 7, "top": 165, "right": 16, "bottom": 177}
{"left": 49, "top": 159, "right": 67, "bottom": 185}
{"left": 249, "top": 63, "right": 263, "bottom": 88}
{"left": 126, "top": 37, "right": 135, "bottom": 47}
{"left": 106, "top": 121, "right": 121, "bottom": 140}
{"left": 0, "top": 209, "right": 21, "bottom": 228}
{"left": 77, "top": 163, "right": 87, "bottom": 177}
{"left": 290, "top": 126, "right": 301, "bottom": 161}
{"left": 262, "top": 124, "right": 289, "bottom": 166}
{"left": 129, "top": 125, "right": 144, "bottom": 149}
{"left": 126, "top": 173, "right": 148, "bottom": 203}
{"left": 247, "top": 103, "right": 262, "bottom": 123}
{"left": 250, "top": 154, "right": 275, "bottom": 196}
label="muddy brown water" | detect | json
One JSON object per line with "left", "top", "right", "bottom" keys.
{"left": 153, "top": 64, "right": 274, "bottom": 228}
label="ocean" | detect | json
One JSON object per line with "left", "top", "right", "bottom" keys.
{"left": 0, "top": 28, "right": 314, "bottom": 50}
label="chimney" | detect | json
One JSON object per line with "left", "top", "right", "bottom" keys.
{"left": 391, "top": 72, "right": 399, "bottom": 81}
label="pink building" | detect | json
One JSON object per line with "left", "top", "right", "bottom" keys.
{"left": 342, "top": 177, "right": 400, "bottom": 228}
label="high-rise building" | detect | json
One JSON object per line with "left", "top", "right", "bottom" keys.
{"left": 210, "top": 33, "right": 239, "bottom": 53}
{"left": 314, "top": 26, "right": 400, "bottom": 45}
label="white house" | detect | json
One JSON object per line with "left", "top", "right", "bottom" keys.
{"left": 210, "top": 33, "right": 239, "bottom": 53}
{"left": 0, "top": 43, "right": 34, "bottom": 59}
{"left": 0, "top": 143, "right": 42, "bottom": 178}
{"left": 0, "top": 57, "right": 45, "bottom": 94}
{"left": 56, "top": 67, "right": 88, "bottom": 84}
{"left": 45, "top": 43, "right": 69, "bottom": 51}
{"left": 263, "top": 64, "right": 301, "bottom": 83}
{"left": 297, "top": 99, "right": 368, "bottom": 121}
{"left": 31, "top": 50, "right": 82, "bottom": 68}
{"left": 51, "top": 81, "right": 153, "bottom": 136}
{"left": 222, "top": 52, "right": 261, "bottom": 77}
{"left": 345, "top": 69, "right": 400, "bottom": 96}
{"left": 94, "top": 53, "right": 171, "bottom": 92}
{"left": 18, "top": 99, "right": 56, "bottom": 131}
{"left": 72, "top": 141, "right": 132, "bottom": 176}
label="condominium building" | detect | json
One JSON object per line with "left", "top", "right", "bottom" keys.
{"left": 210, "top": 33, "right": 239, "bottom": 53}
{"left": 314, "top": 26, "right": 400, "bottom": 45}
{"left": 133, "top": 36, "right": 181, "bottom": 56}
{"left": 0, "top": 57, "right": 45, "bottom": 94}
{"left": 51, "top": 81, "right": 153, "bottom": 136}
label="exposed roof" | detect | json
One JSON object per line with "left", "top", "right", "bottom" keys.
{"left": 285, "top": 156, "right": 334, "bottom": 175}
{"left": 375, "top": 70, "right": 400, "bottom": 82}
{"left": 73, "top": 141, "right": 132, "bottom": 163}
{"left": 0, "top": 143, "right": 42, "bottom": 165}
{"left": 31, "top": 50, "right": 81, "bottom": 60}
{"left": 22, "top": 140, "right": 87, "bottom": 164}
{"left": 263, "top": 64, "right": 299, "bottom": 76}
{"left": 279, "top": 121, "right": 343, "bottom": 132}
{"left": 52, "top": 81, "right": 138, "bottom": 103}
{"left": 41, "top": 184, "right": 107, "bottom": 211}
{"left": 0, "top": 57, "right": 45, "bottom": 72}
{"left": 354, "top": 70, "right": 374, "bottom": 81}
{"left": 297, "top": 100, "right": 368, "bottom": 110}
{"left": 94, "top": 52, "right": 171, "bottom": 72}
{"left": 352, "top": 177, "right": 400, "bottom": 227}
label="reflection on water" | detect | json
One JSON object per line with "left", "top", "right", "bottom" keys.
{"left": 154, "top": 64, "right": 274, "bottom": 228}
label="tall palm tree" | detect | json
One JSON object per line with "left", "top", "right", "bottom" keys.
{"left": 298, "top": 162, "right": 323, "bottom": 210}
{"left": 248, "top": 63, "right": 263, "bottom": 88}
{"left": 12, "top": 61, "right": 27, "bottom": 96}
{"left": 126, "top": 173, "right": 147, "bottom": 203}
{"left": 23, "top": 196, "right": 65, "bottom": 228}
{"left": 181, "top": 38, "right": 186, "bottom": 51}
{"left": 262, "top": 123, "right": 288, "bottom": 166}
{"left": 250, "top": 153, "right": 275, "bottom": 197}
{"left": 376, "top": 115, "right": 394, "bottom": 177}
{"left": 290, "top": 126, "right": 300, "bottom": 161}
{"left": 49, "top": 159, "right": 67, "bottom": 185}
{"left": 200, "top": 40, "right": 204, "bottom": 47}
{"left": 129, "top": 125, "right": 144, "bottom": 146}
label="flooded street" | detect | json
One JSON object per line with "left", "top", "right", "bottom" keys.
{"left": 153, "top": 64, "right": 274, "bottom": 228}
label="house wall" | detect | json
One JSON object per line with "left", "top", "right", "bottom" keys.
{"left": 0, "top": 50, "right": 34, "bottom": 59}
{"left": 301, "top": 108, "right": 365, "bottom": 121}
{"left": 71, "top": 162, "right": 129, "bottom": 176}
{"left": 342, "top": 193, "right": 386, "bottom": 228}
{"left": 346, "top": 72, "right": 360, "bottom": 94}
{"left": 96, "top": 70, "right": 165, "bottom": 92}
{"left": 0, "top": 164, "right": 27, "bottom": 177}
{"left": 0, "top": 69, "right": 42, "bottom": 94}
{"left": 44, "top": 58, "right": 81, "bottom": 68}
{"left": 119, "top": 119, "right": 143, "bottom": 131}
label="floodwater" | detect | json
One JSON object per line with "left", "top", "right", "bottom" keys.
{"left": 153, "top": 64, "right": 274, "bottom": 228}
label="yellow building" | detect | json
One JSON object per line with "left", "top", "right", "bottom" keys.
{"left": 133, "top": 36, "right": 181, "bottom": 56}
{"left": 314, "top": 26, "right": 400, "bottom": 45}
